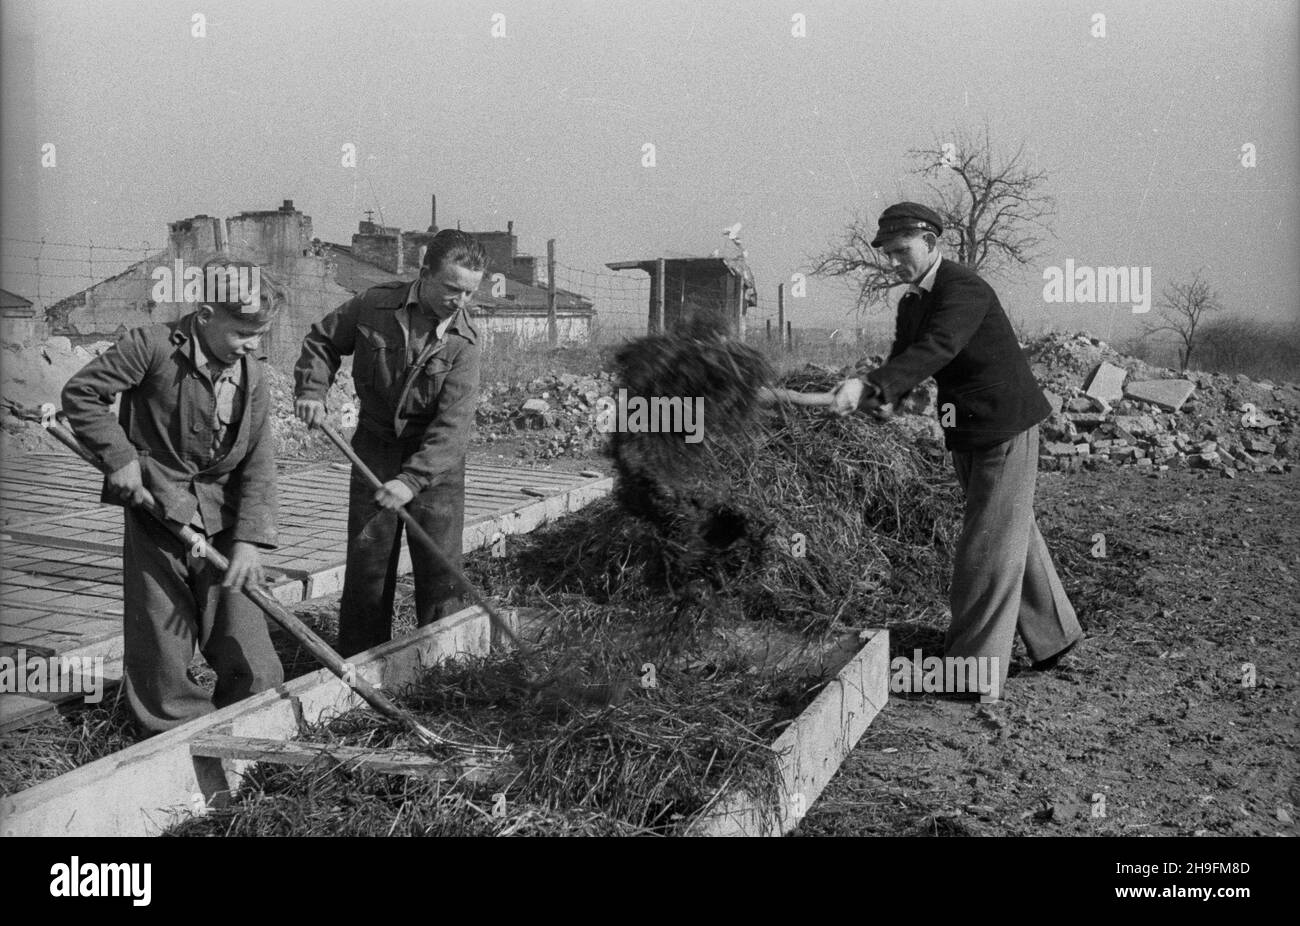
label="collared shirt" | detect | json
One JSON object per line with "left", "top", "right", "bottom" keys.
{"left": 398, "top": 281, "right": 455, "bottom": 366}
{"left": 189, "top": 330, "right": 246, "bottom": 529}
{"left": 191, "top": 332, "right": 244, "bottom": 449}
{"left": 908, "top": 253, "right": 943, "bottom": 297}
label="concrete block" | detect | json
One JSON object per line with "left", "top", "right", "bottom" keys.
{"left": 1083, "top": 362, "right": 1127, "bottom": 403}
{"left": 1124, "top": 379, "right": 1195, "bottom": 412}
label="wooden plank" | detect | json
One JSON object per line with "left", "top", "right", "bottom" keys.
{"left": 462, "top": 478, "right": 613, "bottom": 552}
{"left": 2, "top": 507, "right": 120, "bottom": 532}
{"left": 466, "top": 485, "right": 556, "bottom": 502}
{"left": 0, "top": 633, "right": 126, "bottom": 732}
{"left": 1, "top": 573, "right": 119, "bottom": 596}
{"left": 0, "top": 660, "right": 124, "bottom": 732}
{"left": 687, "top": 629, "right": 890, "bottom": 836}
{"left": 464, "top": 464, "right": 591, "bottom": 483}
{"left": 0, "top": 533, "right": 122, "bottom": 556}
{"left": 0, "top": 604, "right": 494, "bottom": 837}
{"left": 188, "top": 733, "right": 511, "bottom": 784}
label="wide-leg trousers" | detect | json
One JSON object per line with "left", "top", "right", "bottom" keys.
{"left": 945, "top": 425, "right": 1083, "bottom": 690}
{"left": 121, "top": 508, "right": 284, "bottom": 734}
{"left": 336, "top": 427, "right": 466, "bottom": 657}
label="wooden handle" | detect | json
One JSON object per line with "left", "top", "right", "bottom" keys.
{"left": 760, "top": 387, "right": 838, "bottom": 407}
{"left": 316, "top": 423, "right": 529, "bottom": 656}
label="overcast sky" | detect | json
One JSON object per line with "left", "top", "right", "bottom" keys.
{"left": 2, "top": 0, "right": 1296, "bottom": 345}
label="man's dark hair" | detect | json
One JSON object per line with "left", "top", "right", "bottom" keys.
{"left": 422, "top": 229, "right": 488, "bottom": 274}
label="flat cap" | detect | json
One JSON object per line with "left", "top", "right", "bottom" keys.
{"left": 871, "top": 202, "right": 944, "bottom": 248}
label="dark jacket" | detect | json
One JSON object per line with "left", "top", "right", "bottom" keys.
{"left": 60, "top": 314, "right": 278, "bottom": 547}
{"left": 858, "top": 258, "right": 1051, "bottom": 452}
{"left": 294, "top": 281, "right": 481, "bottom": 495}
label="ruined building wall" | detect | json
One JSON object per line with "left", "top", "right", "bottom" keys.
{"left": 48, "top": 202, "right": 351, "bottom": 369}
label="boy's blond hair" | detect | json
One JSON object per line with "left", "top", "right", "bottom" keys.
{"left": 200, "top": 255, "right": 285, "bottom": 324}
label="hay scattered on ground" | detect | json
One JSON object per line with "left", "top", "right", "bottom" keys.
{"left": 0, "top": 687, "right": 139, "bottom": 796}
{"left": 169, "top": 639, "right": 791, "bottom": 837}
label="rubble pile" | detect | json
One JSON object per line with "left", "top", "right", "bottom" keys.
{"left": 1, "top": 330, "right": 1295, "bottom": 479}
{"left": 263, "top": 365, "right": 359, "bottom": 460}
{"left": 1023, "top": 333, "right": 1298, "bottom": 477}
{"left": 474, "top": 371, "right": 618, "bottom": 461}
{"left": 0, "top": 337, "right": 114, "bottom": 457}
{"left": 265, "top": 366, "right": 622, "bottom": 462}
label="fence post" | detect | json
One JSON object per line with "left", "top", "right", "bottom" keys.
{"left": 652, "top": 258, "right": 665, "bottom": 335}
{"left": 546, "top": 239, "right": 558, "bottom": 348}
{"left": 777, "top": 283, "right": 786, "bottom": 352}
{"left": 786, "top": 320, "right": 793, "bottom": 351}
{"left": 765, "top": 318, "right": 771, "bottom": 344}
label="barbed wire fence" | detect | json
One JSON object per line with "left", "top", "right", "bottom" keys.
{"left": 1, "top": 236, "right": 876, "bottom": 372}
{"left": 1, "top": 236, "right": 159, "bottom": 309}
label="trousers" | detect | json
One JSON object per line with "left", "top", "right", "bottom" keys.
{"left": 945, "top": 425, "right": 1083, "bottom": 689}
{"left": 336, "top": 427, "right": 466, "bottom": 657}
{"left": 121, "top": 507, "right": 284, "bottom": 734}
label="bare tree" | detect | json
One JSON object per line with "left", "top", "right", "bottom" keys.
{"left": 1140, "top": 271, "right": 1224, "bottom": 372}
{"left": 810, "top": 124, "right": 1055, "bottom": 314}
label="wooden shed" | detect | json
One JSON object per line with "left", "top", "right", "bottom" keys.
{"left": 606, "top": 255, "right": 756, "bottom": 338}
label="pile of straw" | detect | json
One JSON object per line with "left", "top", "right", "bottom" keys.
{"left": 486, "top": 334, "right": 961, "bottom": 644}
{"left": 169, "top": 642, "right": 790, "bottom": 837}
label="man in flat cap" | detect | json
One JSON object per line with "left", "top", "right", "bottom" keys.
{"left": 833, "top": 202, "right": 1083, "bottom": 698}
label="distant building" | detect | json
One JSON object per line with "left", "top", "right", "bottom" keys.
{"left": 45, "top": 195, "right": 595, "bottom": 367}
{"left": 339, "top": 196, "right": 595, "bottom": 346}
{"left": 46, "top": 201, "right": 349, "bottom": 368}
{"left": 1, "top": 288, "right": 42, "bottom": 345}
{"left": 606, "top": 254, "right": 757, "bottom": 338}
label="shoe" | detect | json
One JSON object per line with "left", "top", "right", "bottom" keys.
{"left": 931, "top": 690, "right": 984, "bottom": 703}
{"left": 1031, "top": 637, "right": 1082, "bottom": 671}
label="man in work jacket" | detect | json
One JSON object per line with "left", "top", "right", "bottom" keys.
{"left": 832, "top": 202, "right": 1083, "bottom": 698}
{"left": 295, "top": 230, "right": 486, "bottom": 656}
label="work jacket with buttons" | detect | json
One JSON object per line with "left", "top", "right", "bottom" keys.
{"left": 294, "top": 280, "right": 482, "bottom": 496}
{"left": 858, "top": 258, "right": 1052, "bottom": 453}
{"left": 60, "top": 314, "right": 278, "bottom": 547}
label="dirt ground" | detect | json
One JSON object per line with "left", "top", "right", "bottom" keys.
{"left": 798, "top": 465, "right": 1299, "bottom": 837}
{"left": 5, "top": 440, "right": 1296, "bottom": 836}
{"left": 375, "top": 443, "right": 1300, "bottom": 837}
